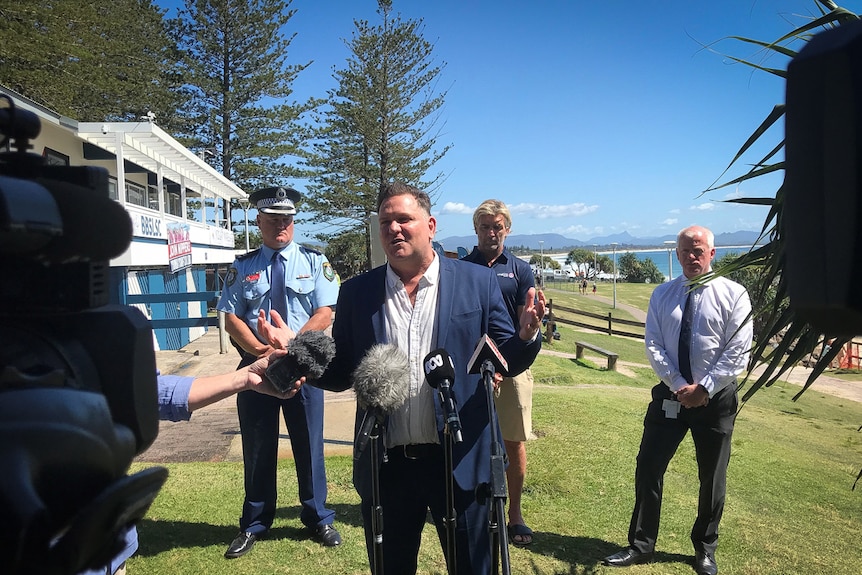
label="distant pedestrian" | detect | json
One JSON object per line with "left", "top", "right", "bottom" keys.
{"left": 592, "top": 282, "right": 597, "bottom": 294}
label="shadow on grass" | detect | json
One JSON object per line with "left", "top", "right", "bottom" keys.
{"left": 522, "top": 531, "right": 690, "bottom": 574}
{"left": 569, "top": 358, "right": 599, "bottom": 370}
{"left": 135, "top": 502, "right": 363, "bottom": 556}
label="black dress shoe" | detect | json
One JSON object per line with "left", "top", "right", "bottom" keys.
{"left": 603, "top": 547, "right": 654, "bottom": 567}
{"left": 224, "top": 531, "right": 259, "bottom": 559}
{"left": 694, "top": 551, "right": 718, "bottom": 575}
{"left": 314, "top": 524, "right": 342, "bottom": 547}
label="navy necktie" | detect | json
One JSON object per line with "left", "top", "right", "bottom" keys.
{"left": 678, "top": 291, "right": 694, "bottom": 383}
{"left": 271, "top": 250, "right": 287, "bottom": 319}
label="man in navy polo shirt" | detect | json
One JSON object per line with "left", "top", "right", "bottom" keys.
{"left": 462, "top": 199, "right": 540, "bottom": 547}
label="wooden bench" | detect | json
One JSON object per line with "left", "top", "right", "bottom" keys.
{"left": 575, "top": 341, "right": 619, "bottom": 371}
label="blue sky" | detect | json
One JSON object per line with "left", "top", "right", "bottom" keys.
{"left": 159, "top": 0, "right": 851, "bottom": 243}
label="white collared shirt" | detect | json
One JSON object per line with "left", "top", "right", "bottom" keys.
{"left": 645, "top": 274, "right": 753, "bottom": 397}
{"left": 383, "top": 254, "right": 441, "bottom": 446}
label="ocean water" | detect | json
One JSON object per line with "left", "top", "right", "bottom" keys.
{"left": 548, "top": 246, "right": 757, "bottom": 281}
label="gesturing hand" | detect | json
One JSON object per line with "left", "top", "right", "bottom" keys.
{"left": 258, "top": 309, "right": 296, "bottom": 350}
{"left": 518, "top": 288, "right": 547, "bottom": 341}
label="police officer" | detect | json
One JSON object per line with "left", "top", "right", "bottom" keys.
{"left": 217, "top": 186, "right": 341, "bottom": 558}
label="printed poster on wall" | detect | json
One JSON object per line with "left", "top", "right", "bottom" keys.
{"left": 167, "top": 222, "right": 192, "bottom": 273}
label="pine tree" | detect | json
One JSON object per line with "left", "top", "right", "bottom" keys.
{"left": 303, "top": 0, "right": 451, "bottom": 269}
{"left": 0, "top": 0, "right": 184, "bottom": 126}
{"left": 169, "top": 0, "right": 315, "bottom": 221}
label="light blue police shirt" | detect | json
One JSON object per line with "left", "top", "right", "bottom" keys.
{"left": 217, "top": 241, "right": 339, "bottom": 337}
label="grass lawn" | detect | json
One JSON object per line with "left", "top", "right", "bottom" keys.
{"left": 543, "top": 282, "right": 657, "bottom": 322}
{"left": 540, "top": 323, "right": 648, "bottom": 365}
{"left": 127, "top": 282, "right": 862, "bottom": 574}
{"left": 828, "top": 368, "right": 862, "bottom": 382}
{"left": 128, "top": 358, "right": 862, "bottom": 575}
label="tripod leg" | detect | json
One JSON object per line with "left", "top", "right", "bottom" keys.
{"left": 496, "top": 497, "right": 511, "bottom": 575}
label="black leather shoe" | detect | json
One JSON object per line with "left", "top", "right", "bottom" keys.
{"left": 603, "top": 547, "right": 654, "bottom": 567}
{"left": 224, "top": 531, "right": 259, "bottom": 559}
{"left": 694, "top": 551, "right": 718, "bottom": 575}
{"left": 314, "top": 524, "right": 342, "bottom": 547}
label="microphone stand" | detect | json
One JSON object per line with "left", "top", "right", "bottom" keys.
{"left": 368, "top": 419, "right": 385, "bottom": 575}
{"left": 442, "top": 414, "right": 457, "bottom": 575}
{"left": 477, "top": 359, "right": 511, "bottom": 575}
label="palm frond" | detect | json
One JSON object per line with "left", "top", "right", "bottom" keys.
{"left": 704, "top": 105, "right": 785, "bottom": 192}
{"left": 725, "top": 36, "right": 799, "bottom": 58}
{"left": 725, "top": 197, "right": 774, "bottom": 206}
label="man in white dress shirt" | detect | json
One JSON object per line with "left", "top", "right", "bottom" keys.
{"left": 604, "top": 225, "right": 753, "bottom": 575}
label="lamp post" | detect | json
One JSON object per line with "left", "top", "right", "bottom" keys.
{"left": 593, "top": 244, "right": 598, "bottom": 279}
{"left": 238, "top": 198, "right": 251, "bottom": 253}
{"left": 664, "top": 240, "right": 675, "bottom": 282}
{"left": 611, "top": 242, "right": 619, "bottom": 309}
{"left": 539, "top": 240, "right": 544, "bottom": 288}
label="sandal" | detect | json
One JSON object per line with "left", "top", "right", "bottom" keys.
{"left": 507, "top": 523, "right": 534, "bottom": 547}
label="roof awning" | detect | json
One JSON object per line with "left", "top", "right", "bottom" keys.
{"left": 76, "top": 121, "right": 247, "bottom": 201}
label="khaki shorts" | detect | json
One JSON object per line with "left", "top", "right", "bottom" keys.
{"left": 494, "top": 368, "right": 534, "bottom": 442}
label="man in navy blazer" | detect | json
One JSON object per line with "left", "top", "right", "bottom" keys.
{"left": 311, "top": 182, "right": 544, "bottom": 575}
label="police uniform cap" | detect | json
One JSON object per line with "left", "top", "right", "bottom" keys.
{"left": 250, "top": 186, "right": 301, "bottom": 215}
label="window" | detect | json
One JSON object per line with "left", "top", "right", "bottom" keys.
{"left": 108, "top": 177, "right": 119, "bottom": 201}
{"left": 164, "top": 188, "right": 182, "bottom": 216}
{"left": 185, "top": 189, "right": 203, "bottom": 223}
{"left": 43, "top": 147, "right": 69, "bottom": 166}
{"left": 126, "top": 181, "right": 147, "bottom": 208}
{"left": 147, "top": 184, "right": 160, "bottom": 211}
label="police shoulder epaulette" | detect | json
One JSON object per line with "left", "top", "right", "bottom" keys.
{"left": 299, "top": 244, "right": 323, "bottom": 256}
{"left": 237, "top": 248, "right": 261, "bottom": 261}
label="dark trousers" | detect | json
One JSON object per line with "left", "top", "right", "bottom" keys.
{"left": 628, "top": 383, "right": 737, "bottom": 556}
{"left": 235, "top": 356, "right": 333, "bottom": 533}
{"left": 360, "top": 444, "right": 491, "bottom": 575}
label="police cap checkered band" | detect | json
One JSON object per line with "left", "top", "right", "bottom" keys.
{"left": 249, "top": 186, "right": 301, "bottom": 215}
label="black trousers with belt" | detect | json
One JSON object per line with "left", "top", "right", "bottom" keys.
{"left": 359, "top": 443, "right": 491, "bottom": 575}
{"left": 628, "top": 382, "right": 738, "bottom": 556}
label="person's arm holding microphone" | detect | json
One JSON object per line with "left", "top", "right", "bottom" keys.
{"left": 158, "top": 350, "right": 292, "bottom": 422}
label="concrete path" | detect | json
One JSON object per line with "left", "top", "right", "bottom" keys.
{"left": 136, "top": 331, "right": 357, "bottom": 463}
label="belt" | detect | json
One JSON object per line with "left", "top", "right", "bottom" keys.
{"left": 391, "top": 443, "right": 440, "bottom": 460}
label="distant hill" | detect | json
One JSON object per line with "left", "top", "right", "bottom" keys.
{"left": 438, "top": 230, "right": 762, "bottom": 252}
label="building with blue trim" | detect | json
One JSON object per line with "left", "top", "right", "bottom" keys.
{"left": 2, "top": 85, "right": 247, "bottom": 350}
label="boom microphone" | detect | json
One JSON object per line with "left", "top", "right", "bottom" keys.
{"left": 423, "top": 348, "right": 463, "bottom": 444}
{"left": 352, "top": 344, "right": 410, "bottom": 461}
{"left": 466, "top": 334, "right": 508, "bottom": 375}
{"left": 265, "top": 330, "right": 336, "bottom": 393}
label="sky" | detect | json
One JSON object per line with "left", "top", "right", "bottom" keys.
{"left": 159, "top": 0, "right": 853, "bottom": 244}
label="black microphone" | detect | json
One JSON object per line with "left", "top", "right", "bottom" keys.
{"left": 466, "top": 334, "right": 508, "bottom": 375}
{"left": 352, "top": 344, "right": 410, "bottom": 461}
{"left": 423, "top": 348, "right": 463, "bottom": 443}
{"left": 265, "top": 330, "right": 336, "bottom": 393}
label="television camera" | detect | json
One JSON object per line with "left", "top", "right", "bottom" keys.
{"left": 0, "top": 95, "right": 166, "bottom": 575}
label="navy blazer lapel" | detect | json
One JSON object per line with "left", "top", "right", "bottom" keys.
{"left": 367, "top": 266, "right": 388, "bottom": 343}
{"left": 436, "top": 256, "right": 455, "bottom": 346}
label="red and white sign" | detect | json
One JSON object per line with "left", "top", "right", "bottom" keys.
{"left": 167, "top": 222, "right": 192, "bottom": 273}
